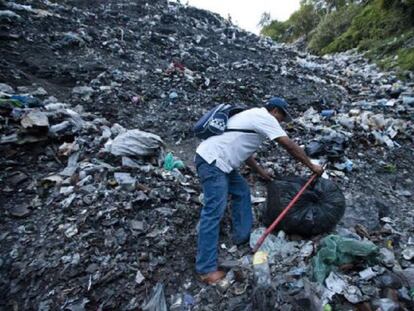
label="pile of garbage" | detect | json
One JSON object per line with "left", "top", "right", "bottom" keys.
{"left": 1, "top": 0, "right": 413, "bottom": 310}
{"left": 0, "top": 85, "right": 202, "bottom": 310}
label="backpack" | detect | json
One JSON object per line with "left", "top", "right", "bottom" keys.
{"left": 192, "top": 104, "right": 255, "bottom": 140}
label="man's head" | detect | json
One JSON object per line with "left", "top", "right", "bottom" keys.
{"left": 265, "top": 97, "right": 293, "bottom": 123}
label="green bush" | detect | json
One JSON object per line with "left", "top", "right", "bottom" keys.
{"left": 308, "top": 4, "right": 359, "bottom": 54}
{"left": 398, "top": 47, "right": 414, "bottom": 70}
{"left": 261, "top": 3, "right": 320, "bottom": 42}
{"left": 380, "top": 0, "right": 414, "bottom": 10}
{"left": 261, "top": 20, "right": 289, "bottom": 41}
{"left": 288, "top": 4, "right": 321, "bottom": 39}
{"left": 261, "top": 0, "right": 414, "bottom": 72}
{"left": 320, "top": 0, "right": 414, "bottom": 53}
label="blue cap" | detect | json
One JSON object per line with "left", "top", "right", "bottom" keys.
{"left": 265, "top": 97, "right": 293, "bottom": 122}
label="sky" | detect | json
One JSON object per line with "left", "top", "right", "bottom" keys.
{"left": 178, "top": 0, "right": 301, "bottom": 34}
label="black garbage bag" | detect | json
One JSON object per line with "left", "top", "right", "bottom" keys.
{"left": 263, "top": 177, "right": 346, "bottom": 236}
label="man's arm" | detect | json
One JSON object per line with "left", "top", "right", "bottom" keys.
{"left": 276, "top": 136, "right": 323, "bottom": 175}
{"left": 246, "top": 156, "right": 273, "bottom": 182}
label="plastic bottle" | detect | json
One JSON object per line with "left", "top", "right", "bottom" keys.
{"left": 253, "top": 251, "right": 271, "bottom": 287}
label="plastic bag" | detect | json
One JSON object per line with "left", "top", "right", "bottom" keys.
{"left": 249, "top": 228, "right": 298, "bottom": 263}
{"left": 312, "top": 235, "right": 379, "bottom": 283}
{"left": 263, "top": 177, "right": 346, "bottom": 236}
{"left": 163, "top": 152, "right": 185, "bottom": 171}
{"left": 142, "top": 283, "right": 167, "bottom": 311}
{"left": 305, "top": 133, "right": 347, "bottom": 159}
{"left": 110, "top": 129, "right": 164, "bottom": 157}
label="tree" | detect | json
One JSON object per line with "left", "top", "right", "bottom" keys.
{"left": 289, "top": 3, "right": 321, "bottom": 38}
{"left": 304, "top": 0, "right": 360, "bottom": 12}
{"left": 257, "top": 12, "right": 271, "bottom": 28}
{"left": 261, "top": 20, "right": 289, "bottom": 41}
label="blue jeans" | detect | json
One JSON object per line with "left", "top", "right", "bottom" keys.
{"left": 195, "top": 155, "right": 252, "bottom": 274}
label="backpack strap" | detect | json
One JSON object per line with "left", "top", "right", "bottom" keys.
{"left": 225, "top": 128, "right": 256, "bottom": 134}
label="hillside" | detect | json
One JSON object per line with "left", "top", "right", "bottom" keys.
{"left": 261, "top": 0, "right": 414, "bottom": 73}
{"left": 1, "top": 0, "right": 414, "bottom": 310}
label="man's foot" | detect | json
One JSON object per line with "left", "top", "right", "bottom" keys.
{"left": 199, "top": 270, "right": 226, "bottom": 285}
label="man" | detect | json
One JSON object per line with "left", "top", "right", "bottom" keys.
{"left": 194, "top": 97, "right": 324, "bottom": 284}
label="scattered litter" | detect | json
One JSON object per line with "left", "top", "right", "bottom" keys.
{"left": 142, "top": 283, "right": 167, "bottom": 311}
{"left": 402, "top": 246, "right": 414, "bottom": 261}
{"left": 312, "top": 235, "right": 378, "bottom": 283}
{"left": 0, "top": 1, "right": 413, "bottom": 310}
{"left": 135, "top": 270, "right": 145, "bottom": 285}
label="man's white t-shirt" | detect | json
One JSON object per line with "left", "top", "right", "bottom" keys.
{"left": 196, "top": 107, "right": 288, "bottom": 173}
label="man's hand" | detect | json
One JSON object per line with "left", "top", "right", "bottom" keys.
{"left": 258, "top": 170, "right": 274, "bottom": 182}
{"left": 246, "top": 156, "right": 274, "bottom": 182}
{"left": 276, "top": 137, "right": 325, "bottom": 176}
{"left": 310, "top": 164, "right": 324, "bottom": 176}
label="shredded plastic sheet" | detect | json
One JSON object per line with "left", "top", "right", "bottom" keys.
{"left": 312, "top": 235, "right": 379, "bottom": 283}
{"left": 250, "top": 228, "right": 299, "bottom": 264}
{"left": 163, "top": 152, "right": 185, "bottom": 171}
{"left": 142, "top": 283, "right": 167, "bottom": 311}
{"left": 263, "top": 177, "right": 346, "bottom": 236}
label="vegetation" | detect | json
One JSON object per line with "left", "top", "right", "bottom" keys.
{"left": 260, "top": 0, "right": 414, "bottom": 72}
{"left": 261, "top": 4, "right": 321, "bottom": 42}
{"left": 308, "top": 4, "right": 360, "bottom": 54}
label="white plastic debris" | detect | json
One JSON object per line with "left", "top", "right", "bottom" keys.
{"left": 114, "top": 172, "right": 136, "bottom": 191}
{"left": 109, "top": 129, "right": 164, "bottom": 157}
{"left": 359, "top": 267, "right": 378, "bottom": 280}
{"left": 249, "top": 228, "right": 299, "bottom": 263}
{"left": 21, "top": 111, "right": 49, "bottom": 129}
{"left": 325, "top": 272, "right": 347, "bottom": 294}
{"left": 135, "top": 270, "right": 145, "bottom": 285}
{"left": 60, "top": 223, "right": 78, "bottom": 238}
{"left": 402, "top": 246, "right": 414, "bottom": 261}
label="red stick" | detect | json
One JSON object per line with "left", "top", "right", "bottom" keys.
{"left": 252, "top": 173, "right": 319, "bottom": 253}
